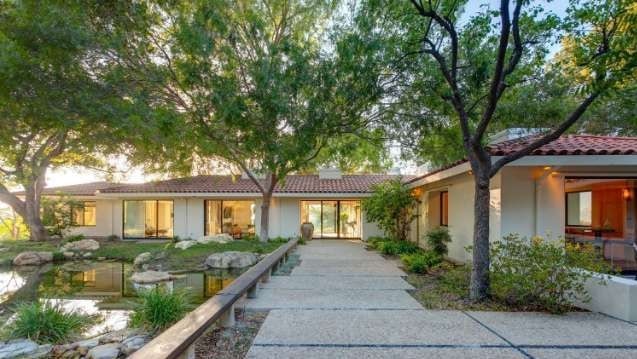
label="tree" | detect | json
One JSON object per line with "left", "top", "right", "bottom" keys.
{"left": 347, "top": 0, "right": 637, "bottom": 299}
{"left": 363, "top": 179, "right": 419, "bottom": 241}
{"left": 97, "top": 0, "right": 386, "bottom": 240}
{"left": 0, "top": 1, "right": 165, "bottom": 240}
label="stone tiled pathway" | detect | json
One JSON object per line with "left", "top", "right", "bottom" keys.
{"left": 245, "top": 240, "right": 637, "bottom": 359}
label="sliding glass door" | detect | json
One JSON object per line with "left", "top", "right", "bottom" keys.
{"left": 123, "top": 200, "right": 173, "bottom": 239}
{"left": 300, "top": 200, "right": 361, "bottom": 239}
{"left": 205, "top": 200, "right": 256, "bottom": 238}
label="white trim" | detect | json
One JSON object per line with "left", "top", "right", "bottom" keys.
{"left": 407, "top": 162, "right": 471, "bottom": 188}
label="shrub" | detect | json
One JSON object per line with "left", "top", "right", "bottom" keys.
{"left": 490, "top": 234, "right": 610, "bottom": 314}
{"left": 377, "top": 240, "right": 400, "bottom": 255}
{"left": 365, "top": 236, "right": 388, "bottom": 249}
{"left": 130, "top": 288, "right": 190, "bottom": 332}
{"left": 425, "top": 227, "right": 452, "bottom": 256}
{"left": 401, "top": 251, "right": 442, "bottom": 273}
{"left": 63, "top": 234, "right": 85, "bottom": 243}
{"left": 52, "top": 251, "right": 65, "bottom": 262}
{"left": 7, "top": 302, "right": 95, "bottom": 344}
{"left": 396, "top": 240, "right": 420, "bottom": 254}
{"left": 363, "top": 179, "right": 419, "bottom": 241}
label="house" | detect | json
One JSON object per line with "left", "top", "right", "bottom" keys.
{"left": 41, "top": 170, "right": 406, "bottom": 241}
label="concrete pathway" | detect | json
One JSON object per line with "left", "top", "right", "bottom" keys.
{"left": 245, "top": 240, "right": 637, "bottom": 359}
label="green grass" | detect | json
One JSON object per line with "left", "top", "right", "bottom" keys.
{"left": 92, "top": 241, "right": 168, "bottom": 261}
{"left": 0, "top": 240, "right": 58, "bottom": 266}
{"left": 5, "top": 301, "right": 96, "bottom": 344}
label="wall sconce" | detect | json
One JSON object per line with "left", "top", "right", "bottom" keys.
{"left": 623, "top": 188, "right": 631, "bottom": 200}
{"left": 543, "top": 166, "right": 551, "bottom": 170}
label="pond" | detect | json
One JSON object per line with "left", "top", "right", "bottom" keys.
{"left": 0, "top": 261, "right": 243, "bottom": 336}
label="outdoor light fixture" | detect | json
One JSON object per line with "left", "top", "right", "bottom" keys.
{"left": 543, "top": 166, "right": 551, "bottom": 170}
{"left": 623, "top": 188, "right": 631, "bottom": 200}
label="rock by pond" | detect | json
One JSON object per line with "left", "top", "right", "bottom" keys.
{"left": 197, "top": 233, "right": 233, "bottom": 245}
{"left": 133, "top": 252, "right": 152, "bottom": 267}
{"left": 130, "top": 270, "right": 174, "bottom": 284}
{"left": 12, "top": 251, "right": 53, "bottom": 266}
{"left": 61, "top": 239, "right": 100, "bottom": 252}
{"left": 87, "top": 342, "right": 120, "bottom": 359}
{"left": 0, "top": 339, "right": 51, "bottom": 359}
{"left": 205, "top": 251, "right": 258, "bottom": 269}
{"left": 175, "top": 241, "right": 197, "bottom": 250}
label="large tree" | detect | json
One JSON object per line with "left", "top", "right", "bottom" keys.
{"left": 347, "top": 0, "right": 636, "bottom": 299}
{"left": 0, "top": 1, "right": 170, "bottom": 240}
{"left": 98, "top": 0, "right": 386, "bottom": 240}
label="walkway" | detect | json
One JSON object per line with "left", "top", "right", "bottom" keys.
{"left": 244, "top": 240, "right": 637, "bottom": 358}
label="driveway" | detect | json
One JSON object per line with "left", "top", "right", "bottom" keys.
{"left": 245, "top": 240, "right": 637, "bottom": 358}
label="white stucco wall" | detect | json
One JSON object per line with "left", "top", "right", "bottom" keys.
{"left": 68, "top": 199, "right": 116, "bottom": 238}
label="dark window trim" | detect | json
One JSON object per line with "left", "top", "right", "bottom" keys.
{"left": 440, "top": 191, "right": 449, "bottom": 227}
{"left": 70, "top": 201, "right": 96, "bottom": 227}
{"left": 565, "top": 190, "right": 593, "bottom": 228}
{"left": 300, "top": 199, "right": 361, "bottom": 239}
{"left": 122, "top": 200, "right": 174, "bottom": 240}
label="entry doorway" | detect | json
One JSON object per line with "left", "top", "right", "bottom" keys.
{"left": 300, "top": 200, "right": 361, "bottom": 239}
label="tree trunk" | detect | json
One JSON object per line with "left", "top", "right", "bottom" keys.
{"left": 259, "top": 191, "right": 272, "bottom": 242}
{"left": 24, "top": 178, "right": 48, "bottom": 242}
{"left": 469, "top": 171, "right": 491, "bottom": 301}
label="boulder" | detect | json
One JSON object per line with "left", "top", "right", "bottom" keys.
{"left": 130, "top": 270, "right": 172, "bottom": 284}
{"left": 197, "top": 233, "right": 233, "bottom": 244}
{"left": 133, "top": 252, "right": 152, "bottom": 267}
{"left": 175, "top": 241, "right": 197, "bottom": 250}
{"left": 205, "top": 251, "right": 258, "bottom": 269}
{"left": 62, "top": 251, "right": 75, "bottom": 259}
{"left": 74, "top": 337, "right": 99, "bottom": 351}
{"left": 0, "top": 339, "right": 39, "bottom": 358}
{"left": 62, "top": 239, "right": 100, "bottom": 252}
{"left": 12, "top": 252, "right": 53, "bottom": 266}
{"left": 121, "top": 335, "right": 149, "bottom": 355}
{"left": 87, "top": 343, "right": 120, "bottom": 359}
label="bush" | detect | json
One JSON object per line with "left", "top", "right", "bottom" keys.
{"left": 130, "top": 288, "right": 190, "bottom": 332}
{"left": 363, "top": 179, "right": 419, "bottom": 241}
{"left": 401, "top": 251, "right": 442, "bottom": 273}
{"left": 63, "top": 234, "right": 85, "bottom": 243}
{"left": 365, "top": 236, "right": 388, "bottom": 249}
{"left": 396, "top": 240, "right": 420, "bottom": 254}
{"left": 425, "top": 227, "right": 452, "bottom": 256}
{"left": 52, "top": 251, "right": 65, "bottom": 262}
{"left": 377, "top": 240, "right": 400, "bottom": 255}
{"left": 490, "top": 234, "right": 610, "bottom": 314}
{"left": 7, "top": 302, "right": 95, "bottom": 344}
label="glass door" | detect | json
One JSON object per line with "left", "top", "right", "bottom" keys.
{"left": 339, "top": 201, "right": 361, "bottom": 238}
{"left": 321, "top": 201, "right": 338, "bottom": 238}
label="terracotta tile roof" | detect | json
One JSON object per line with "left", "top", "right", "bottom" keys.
{"left": 98, "top": 174, "right": 410, "bottom": 194}
{"left": 19, "top": 181, "right": 121, "bottom": 196}
{"left": 406, "top": 135, "right": 637, "bottom": 185}
{"left": 487, "top": 134, "right": 637, "bottom": 156}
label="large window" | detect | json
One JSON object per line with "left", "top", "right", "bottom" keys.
{"left": 71, "top": 201, "right": 96, "bottom": 226}
{"left": 123, "top": 200, "right": 173, "bottom": 239}
{"left": 440, "top": 191, "right": 449, "bottom": 226}
{"left": 300, "top": 200, "right": 361, "bottom": 238}
{"left": 205, "top": 200, "right": 255, "bottom": 238}
{"left": 566, "top": 191, "right": 592, "bottom": 226}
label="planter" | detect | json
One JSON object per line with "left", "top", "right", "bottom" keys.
{"left": 300, "top": 222, "right": 314, "bottom": 241}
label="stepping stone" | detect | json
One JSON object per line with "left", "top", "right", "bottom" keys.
{"left": 467, "top": 311, "right": 637, "bottom": 346}
{"left": 245, "top": 289, "right": 423, "bottom": 310}
{"left": 252, "top": 309, "right": 507, "bottom": 346}
{"left": 260, "top": 275, "right": 414, "bottom": 290}
{"left": 246, "top": 347, "right": 526, "bottom": 359}
{"left": 291, "top": 265, "right": 406, "bottom": 276}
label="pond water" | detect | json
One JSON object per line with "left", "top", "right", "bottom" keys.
{"left": 0, "top": 261, "right": 243, "bottom": 336}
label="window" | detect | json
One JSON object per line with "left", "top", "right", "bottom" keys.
{"left": 71, "top": 201, "right": 96, "bottom": 226}
{"left": 566, "top": 191, "right": 592, "bottom": 226}
{"left": 204, "top": 200, "right": 255, "bottom": 238}
{"left": 440, "top": 191, "right": 449, "bottom": 226}
{"left": 300, "top": 200, "right": 361, "bottom": 238}
{"left": 123, "top": 200, "right": 173, "bottom": 238}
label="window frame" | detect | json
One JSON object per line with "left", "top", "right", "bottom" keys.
{"left": 122, "top": 200, "right": 174, "bottom": 239}
{"left": 70, "top": 201, "right": 96, "bottom": 227}
{"left": 203, "top": 200, "right": 256, "bottom": 237}
{"left": 299, "top": 200, "right": 362, "bottom": 239}
{"left": 565, "top": 190, "right": 593, "bottom": 228}
{"left": 440, "top": 191, "right": 449, "bottom": 227}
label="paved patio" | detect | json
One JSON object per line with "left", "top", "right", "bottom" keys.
{"left": 244, "top": 240, "right": 637, "bottom": 359}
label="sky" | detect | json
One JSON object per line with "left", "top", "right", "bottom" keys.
{"left": 43, "top": 0, "right": 572, "bottom": 187}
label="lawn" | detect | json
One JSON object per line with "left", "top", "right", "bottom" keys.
{"left": 0, "top": 238, "right": 287, "bottom": 271}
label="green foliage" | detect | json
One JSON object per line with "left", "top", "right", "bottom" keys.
{"left": 425, "top": 227, "right": 452, "bottom": 257}
{"left": 0, "top": 209, "right": 28, "bottom": 240}
{"left": 130, "top": 288, "right": 190, "bottom": 332}
{"left": 401, "top": 251, "right": 442, "bottom": 273}
{"left": 7, "top": 302, "right": 95, "bottom": 344}
{"left": 363, "top": 179, "right": 419, "bottom": 241}
{"left": 52, "top": 251, "right": 65, "bottom": 262}
{"left": 377, "top": 240, "right": 400, "bottom": 256}
{"left": 373, "top": 238, "right": 420, "bottom": 256}
{"left": 490, "top": 234, "right": 610, "bottom": 314}
{"left": 63, "top": 234, "right": 85, "bottom": 243}
{"left": 40, "top": 197, "right": 82, "bottom": 237}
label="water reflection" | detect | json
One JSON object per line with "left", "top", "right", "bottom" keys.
{"left": 0, "top": 261, "right": 241, "bottom": 335}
